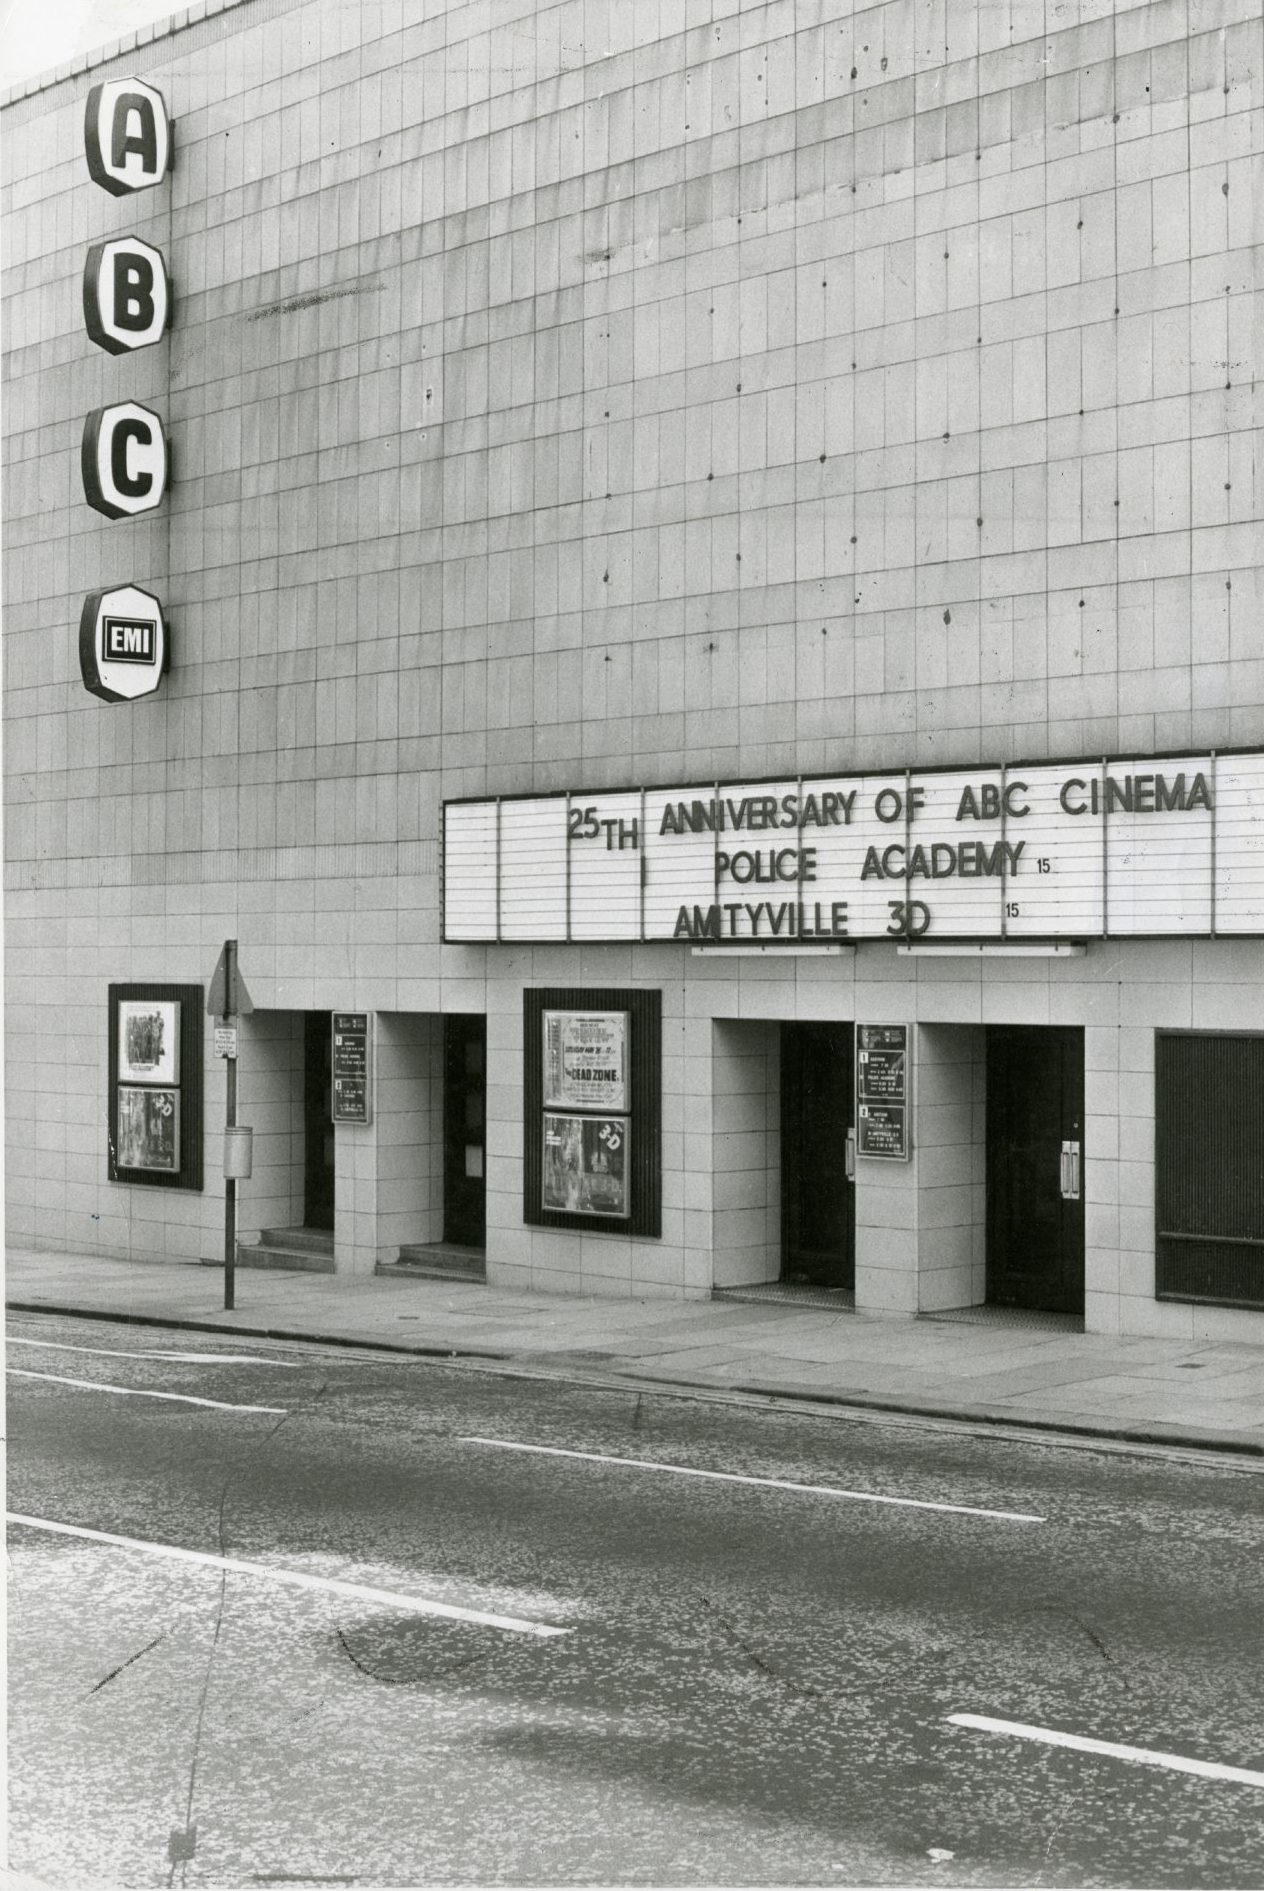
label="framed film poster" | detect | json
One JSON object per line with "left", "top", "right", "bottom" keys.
{"left": 108, "top": 984, "right": 203, "bottom": 1188}
{"left": 525, "top": 989, "right": 660, "bottom": 1237}
{"left": 543, "top": 1111, "right": 630, "bottom": 1218}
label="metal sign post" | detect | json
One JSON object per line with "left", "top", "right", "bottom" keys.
{"left": 224, "top": 978, "right": 238, "bottom": 1310}
{"left": 207, "top": 939, "right": 253, "bottom": 1310}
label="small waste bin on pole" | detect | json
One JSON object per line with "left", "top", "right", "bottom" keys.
{"left": 207, "top": 939, "right": 254, "bottom": 1310}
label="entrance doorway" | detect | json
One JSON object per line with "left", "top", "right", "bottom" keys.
{"left": 443, "top": 1015, "right": 486, "bottom": 1248}
{"left": 780, "top": 1022, "right": 855, "bottom": 1289}
{"left": 986, "top": 1025, "right": 1084, "bottom": 1314}
{"left": 304, "top": 1012, "right": 335, "bottom": 1230}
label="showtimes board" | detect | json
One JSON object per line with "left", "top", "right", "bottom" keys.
{"left": 443, "top": 752, "right": 1264, "bottom": 945}
{"left": 332, "top": 1012, "right": 371, "bottom": 1123}
{"left": 856, "top": 1025, "right": 909, "bottom": 1159}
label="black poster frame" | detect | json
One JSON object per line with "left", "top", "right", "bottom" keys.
{"left": 107, "top": 983, "right": 204, "bottom": 1189}
{"left": 524, "top": 988, "right": 661, "bottom": 1237}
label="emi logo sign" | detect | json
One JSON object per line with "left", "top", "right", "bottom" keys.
{"left": 104, "top": 616, "right": 156, "bottom": 663}
{"left": 80, "top": 584, "right": 168, "bottom": 703}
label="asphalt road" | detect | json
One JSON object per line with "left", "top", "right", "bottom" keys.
{"left": 7, "top": 1310, "right": 1264, "bottom": 1889}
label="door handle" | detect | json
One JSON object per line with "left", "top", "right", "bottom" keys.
{"left": 1060, "top": 1139, "right": 1081, "bottom": 1201}
{"left": 845, "top": 1127, "right": 856, "bottom": 1183}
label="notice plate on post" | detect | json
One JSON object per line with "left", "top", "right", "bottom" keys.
{"left": 332, "top": 1012, "right": 372, "bottom": 1123}
{"left": 857, "top": 1024, "right": 910, "bottom": 1159}
{"left": 213, "top": 1025, "right": 238, "bottom": 1060}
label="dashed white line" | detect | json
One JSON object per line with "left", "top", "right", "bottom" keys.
{"left": 6, "top": 1337, "right": 303, "bottom": 1368}
{"left": 948, "top": 1714, "right": 1264, "bottom": 1788}
{"left": 461, "top": 1437, "right": 1045, "bottom": 1522}
{"left": 6, "top": 1368, "right": 287, "bottom": 1415}
{"left": 6, "top": 1513, "right": 572, "bottom": 1638}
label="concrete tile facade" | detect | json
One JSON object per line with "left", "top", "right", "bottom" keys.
{"left": 3, "top": 0, "right": 1263, "bottom": 1336}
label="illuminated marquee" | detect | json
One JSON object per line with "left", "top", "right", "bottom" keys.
{"left": 443, "top": 753, "right": 1264, "bottom": 943}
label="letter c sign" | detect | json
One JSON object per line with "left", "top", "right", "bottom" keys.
{"left": 82, "top": 402, "right": 168, "bottom": 518}
{"left": 84, "top": 79, "right": 171, "bottom": 195}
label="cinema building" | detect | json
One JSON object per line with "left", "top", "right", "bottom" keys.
{"left": 4, "top": 0, "right": 1263, "bottom": 1337}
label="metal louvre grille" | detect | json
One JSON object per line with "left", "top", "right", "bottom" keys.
{"left": 1156, "top": 1032, "right": 1264, "bottom": 1307}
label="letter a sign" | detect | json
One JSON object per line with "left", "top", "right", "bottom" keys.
{"left": 84, "top": 79, "right": 171, "bottom": 195}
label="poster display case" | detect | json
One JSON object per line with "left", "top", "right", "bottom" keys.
{"left": 107, "top": 984, "right": 203, "bottom": 1188}
{"left": 524, "top": 989, "right": 661, "bottom": 1237}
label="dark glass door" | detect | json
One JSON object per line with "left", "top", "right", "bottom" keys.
{"left": 986, "top": 1025, "right": 1084, "bottom": 1313}
{"left": 304, "top": 1012, "right": 335, "bottom": 1230}
{"left": 444, "top": 1015, "right": 486, "bottom": 1247}
{"left": 781, "top": 1022, "right": 855, "bottom": 1289}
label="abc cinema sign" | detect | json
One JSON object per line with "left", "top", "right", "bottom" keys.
{"left": 79, "top": 78, "right": 173, "bottom": 703}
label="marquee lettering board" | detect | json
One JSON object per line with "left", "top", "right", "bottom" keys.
{"left": 443, "top": 752, "right": 1264, "bottom": 944}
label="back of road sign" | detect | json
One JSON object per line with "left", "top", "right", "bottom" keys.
{"left": 206, "top": 940, "right": 254, "bottom": 1017}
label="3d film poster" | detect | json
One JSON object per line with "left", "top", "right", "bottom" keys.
{"left": 542, "top": 1113, "right": 629, "bottom": 1217}
{"left": 116, "top": 1085, "right": 180, "bottom": 1172}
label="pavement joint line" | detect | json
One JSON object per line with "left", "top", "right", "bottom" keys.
{"left": 6, "top": 1368, "right": 288, "bottom": 1416}
{"left": 5, "top": 1513, "right": 574, "bottom": 1638}
{"left": 8, "top": 1300, "right": 1264, "bottom": 1464}
{"left": 461, "top": 1436, "right": 1047, "bottom": 1522}
{"left": 948, "top": 1714, "right": 1264, "bottom": 1789}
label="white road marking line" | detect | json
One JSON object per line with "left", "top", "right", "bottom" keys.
{"left": 6, "top": 1368, "right": 287, "bottom": 1415}
{"left": 6, "top": 1513, "right": 572, "bottom": 1638}
{"left": 461, "top": 1437, "right": 1045, "bottom": 1522}
{"left": 6, "top": 1337, "right": 302, "bottom": 1368}
{"left": 948, "top": 1714, "right": 1264, "bottom": 1788}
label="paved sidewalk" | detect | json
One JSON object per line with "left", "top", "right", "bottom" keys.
{"left": 7, "top": 1247, "right": 1264, "bottom": 1456}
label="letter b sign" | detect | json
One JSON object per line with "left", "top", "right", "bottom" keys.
{"left": 83, "top": 239, "right": 170, "bottom": 353}
{"left": 84, "top": 79, "right": 171, "bottom": 195}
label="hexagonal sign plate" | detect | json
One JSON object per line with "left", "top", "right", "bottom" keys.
{"left": 83, "top": 237, "right": 170, "bottom": 353}
{"left": 84, "top": 78, "right": 171, "bottom": 195}
{"left": 80, "top": 584, "right": 168, "bottom": 702}
{"left": 82, "top": 402, "right": 168, "bottom": 518}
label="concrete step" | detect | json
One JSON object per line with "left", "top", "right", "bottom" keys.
{"left": 376, "top": 1243, "right": 485, "bottom": 1284}
{"left": 259, "top": 1226, "right": 334, "bottom": 1254}
{"left": 208, "top": 1226, "right": 337, "bottom": 1273}
{"left": 233, "top": 1243, "right": 335, "bottom": 1273}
